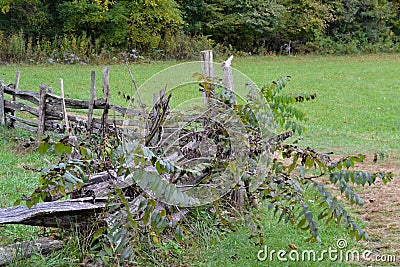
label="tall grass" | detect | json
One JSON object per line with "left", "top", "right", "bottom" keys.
{"left": 0, "top": 31, "right": 216, "bottom": 65}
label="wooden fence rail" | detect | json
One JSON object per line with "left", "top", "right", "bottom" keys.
{"left": 0, "top": 51, "right": 237, "bottom": 265}
{"left": 0, "top": 66, "right": 144, "bottom": 136}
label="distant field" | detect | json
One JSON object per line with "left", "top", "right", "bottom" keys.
{"left": 0, "top": 54, "right": 399, "bottom": 265}
{"left": 1, "top": 53, "right": 399, "bottom": 155}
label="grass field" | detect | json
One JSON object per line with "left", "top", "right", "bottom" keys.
{"left": 1, "top": 53, "right": 398, "bottom": 154}
{"left": 0, "top": 53, "right": 399, "bottom": 266}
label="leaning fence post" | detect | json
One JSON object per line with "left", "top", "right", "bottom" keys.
{"left": 87, "top": 70, "right": 96, "bottom": 131}
{"left": 0, "top": 83, "right": 4, "bottom": 126}
{"left": 37, "top": 84, "right": 47, "bottom": 136}
{"left": 200, "top": 50, "right": 215, "bottom": 104}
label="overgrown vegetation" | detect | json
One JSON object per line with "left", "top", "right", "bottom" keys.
{"left": 4, "top": 71, "right": 392, "bottom": 266}
{"left": 1, "top": 0, "right": 400, "bottom": 63}
{"left": 0, "top": 56, "right": 398, "bottom": 265}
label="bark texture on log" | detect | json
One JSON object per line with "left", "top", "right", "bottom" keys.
{"left": 0, "top": 197, "right": 107, "bottom": 227}
{"left": 0, "top": 237, "right": 63, "bottom": 267}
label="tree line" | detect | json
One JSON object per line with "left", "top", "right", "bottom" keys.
{"left": 0, "top": 0, "right": 399, "bottom": 63}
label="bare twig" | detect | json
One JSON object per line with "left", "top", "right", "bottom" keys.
{"left": 125, "top": 62, "right": 145, "bottom": 113}
{"left": 145, "top": 92, "right": 171, "bottom": 146}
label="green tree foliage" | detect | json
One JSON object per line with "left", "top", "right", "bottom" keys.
{"left": 180, "top": 0, "right": 288, "bottom": 52}
{"left": 0, "top": 0, "right": 61, "bottom": 38}
{"left": 1, "top": 0, "right": 400, "bottom": 58}
{"left": 279, "top": 0, "right": 334, "bottom": 44}
{"left": 58, "top": 0, "right": 183, "bottom": 49}
{"left": 179, "top": 0, "right": 399, "bottom": 53}
{"left": 325, "top": 0, "right": 395, "bottom": 44}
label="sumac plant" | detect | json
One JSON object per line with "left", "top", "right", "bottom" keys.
{"left": 19, "top": 75, "right": 393, "bottom": 263}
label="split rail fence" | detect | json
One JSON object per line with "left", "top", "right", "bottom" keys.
{"left": 0, "top": 50, "right": 236, "bottom": 265}
{"left": 0, "top": 67, "right": 143, "bottom": 137}
{"left": 0, "top": 50, "right": 233, "bottom": 138}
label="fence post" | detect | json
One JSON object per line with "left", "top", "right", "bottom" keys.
{"left": 101, "top": 67, "right": 110, "bottom": 136}
{"left": 60, "top": 79, "right": 70, "bottom": 134}
{"left": 222, "top": 55, "right": 242, "bottom": 209}
{"left": 87, "top": 70, "right": 96, "bottom": 131}
{"left": 200, "top": 50, "right": 215, "bottom": 104}
{"left": 222, "top": 55, "right": 236, "bottom": 104}
{"left": 10, "top": 71, "right": 20, "bottom": 128}
{"left": 37, "top": 84, "right": 47, "bottom": 136}
{"left": 0, "top": 83, "right": 4, "bottom": 126}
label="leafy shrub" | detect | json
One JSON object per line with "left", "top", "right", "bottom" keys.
{"left": 157, "top": 31, "right": 215, "bottom": 60}
{"left": 14, "top": 72, "right": 393, "bottom": 265}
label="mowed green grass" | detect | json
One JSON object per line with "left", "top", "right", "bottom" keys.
{"left": 238, "top": 54, "right": 400, "bottom": 155}
{"left": 0, "top": 54, "right": 399, "bottom": 265}
{"left": 1, "top": 53, "right": 398, "bottom": 154}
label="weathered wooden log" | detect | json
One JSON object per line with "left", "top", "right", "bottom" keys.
{"left": 45, "top": 95, "right": 139, "bottom": 117}
{"left": 3, "top": 86, "right": 39, "bottom": 105}
{"left": 92, "top": 117, "right": 140, "bottom": 127}
{"left": 0, "top": 237, "right": 63, "bottom": 267}
{"left": 0, "top": 197, "right": 108, "bottom": 227}
{"left": 77, "top": 171, "right": 134, "bottom": 198}
{"left": 4, "top": 99, "right": 39, "bottom": 117}
{"left": 45, "top": 93, "right": 107, "bottom": 111}
{"left": 3, "top": 84, "right": 131, "bottom": 113}
{"left": 109, "top": 104, "right": 141, "bottom": 116}
{"left": 13, "top": 121, "right": 37, "bottom": 132}
{"left": 6, "top": 113, "right": 38, "bottom": 128}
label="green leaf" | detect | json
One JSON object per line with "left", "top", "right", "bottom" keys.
{"left": 38, "top": 142, "right": 49, "bottom": 155}
{"left": 92, "top": 228, "right": 104, "bottom": 242}
{"left": 345, "top": 159, "right": 352, "bottom": 169}
{"left": 26, "top": 200, "right": 33, "bottom": 209}
{"left": 121, "top": 246, "right": 133, "bottom": 261}
{"left": 297, "top": 218, "right": 306, "bottom": 229}
{"left": 175, "top": 226, "right": 184, "bottom": 242}
{"left": 64, "top": 144, "right": 72, "bottom": 155}
{"left": 54, "top": 143, "right": 65, "bottom": 155}
{"left": 79, "top": 146, "right": 88, "bottom": 158}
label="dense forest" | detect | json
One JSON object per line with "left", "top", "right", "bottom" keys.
{"left": 0, "top": 0, "right": 400, "bottom": 63}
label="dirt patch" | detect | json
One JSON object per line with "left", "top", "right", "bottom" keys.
{"left": 345, "top": 154, "right": 400, "bottom": 265}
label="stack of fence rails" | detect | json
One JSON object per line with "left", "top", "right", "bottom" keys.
{"left": 0, "top": 67, "right": 142, "bottom": 137}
